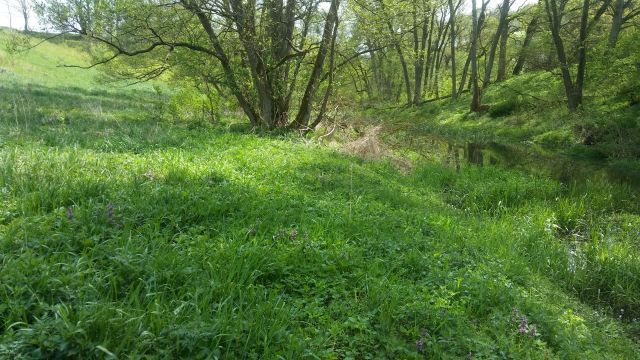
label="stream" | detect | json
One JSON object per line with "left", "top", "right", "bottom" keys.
{"left": 422, "top": 137, "right": 638, "bottom": 189}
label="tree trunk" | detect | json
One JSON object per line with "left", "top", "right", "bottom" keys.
{"left": 292, "top": 0, "right": 340, "bottom": 129}
{"left": 458, "top": 0, "right": 488, "bottom": 95}
{"left": 426, "top": 12, "right": 449, "bottom": 93}
{"left": 512, "top": 16, "right": 538, "bottom": 75}
{"left": 434, "top": 35, "right": 449, "bottom": 99}
{"left": 575, "top": 0, "right": 589, "bottom": 107}
{"left": 608, "top": 0, "right": 624, "bottom": 47}
{"left": 544, "top": 0, "right": 578, "bottom": 112}
{"left": 310, "top": 16, "right": 340, "bottom": 130}
{"left": 22, "top": 9, "right": 29, "bottom": 32}
{"left": 482, "top": 0, "right": 510, "bottom": 88}
{"left": 470, "top": 0, "right": 482, "bottom": 112}
{"left": 378, "top": 0, "right": 412, "bottom": 106}
{"left": 397, "top": 47, "right": 413, "bottom": 106}
{"left": 448, "top": 0, "right": 458, "bottom": 99}
{"left": 190, "top": 3, "right": 261, "bottom": 125}
{"left": 496, "top": 19, "right": 509, "bottom": 82}
{"left": 413, "top": 13, "right": 430, "bottom": 105}
{"left": 424, "top": 9, "right": 437, "bottom": 95}
{"left": 459, "top": 52, "right": 471, "bottom": 94}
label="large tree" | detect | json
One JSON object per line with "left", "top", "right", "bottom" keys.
{"left": 544, "top": 0, "right": 589, "bottom": 112}
{"left": 41, "top": 0, "right": 343, "bottom": 130}
{"left": 469, "top": 0, "right": 482, "bottom": 111}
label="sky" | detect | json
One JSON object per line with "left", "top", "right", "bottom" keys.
{"left": 0, "top": 0, "right": 537, "bottom": 31}
{"left": 0, "top": 0, "right": 40, "bottom": 31}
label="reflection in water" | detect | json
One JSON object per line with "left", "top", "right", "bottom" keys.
{"left": 466, "top": 143, "right": 484, "bottom": 166}
{"left": 432, "top": 138, "right": 637, "bottom": 188}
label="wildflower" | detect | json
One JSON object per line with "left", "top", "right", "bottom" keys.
{"left": 518, "top": 316, "right": 528, "bottom": 334}
{"left": 420, "top": 328, "right": 429, "bottom": 337}
{"left": 290, "top": 228, "right": 298, "bottom": 241}
{"left": 416, "top": 338, "right": 425, "bottom": 352}
{"left": 529, "top": 324, "right": 537, "bottom": 338}
{"left": 468, "top": 351, "right": 473, "bottom": 359}
{"left": 66, "top": 206, "right": 74, "bottom": 220}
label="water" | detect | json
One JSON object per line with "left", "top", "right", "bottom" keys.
{"left": 425, "top": 137, "right": 638, "bottom": 189}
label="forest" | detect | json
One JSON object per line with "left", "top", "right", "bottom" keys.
{"left": 0, "top": 0, "right": 639, "bottom": 358}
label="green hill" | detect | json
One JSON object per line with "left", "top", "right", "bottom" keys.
{"left": 1, "top": 29, "right": 640, "bottom": 359}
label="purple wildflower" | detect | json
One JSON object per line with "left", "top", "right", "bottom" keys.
{"left": 468, "top": 351, "right": 473, "bottom": 359}
{"left": 518, "top": 316, "right": 528, "bottom": 334}
{"left": 420, "top": 328, "right": 429, "bottom": 337}
{"left": 529, "top": 324, "right": 537, "bottom": 338}
{"left": 66, "top": 206, "right": 74, "bottom": 220}
{"left": 416, "top": 338, "right": 425, "bottom": 352}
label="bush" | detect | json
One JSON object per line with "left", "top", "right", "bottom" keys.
{"left": 533, "top": 130, "right": 573, "bottom": 148}
{"left": 489, "top": 99, "right": 521, "bottom": 118}
{"left": 167, "top": 87, "right": 216, "bottom": 124}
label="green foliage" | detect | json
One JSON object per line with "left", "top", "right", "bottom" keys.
{"left": 167, "top": 86, "right": 216, "bottom": 125}
{"left": 2, "top": 24, "right": 640, "bottom": 360}
{"left": 488, "top": 99, "right": 521, "bottom": 118}
{"left": 532, "top": 130, "right": 573, "bottom": 147}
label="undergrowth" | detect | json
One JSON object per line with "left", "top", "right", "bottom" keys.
{"left": 1, "top": 28, "right": 640, "bottom": 359}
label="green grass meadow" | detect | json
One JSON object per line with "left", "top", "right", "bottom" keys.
{"left": 1, "top": 29, "right": 640, "bottom": 359}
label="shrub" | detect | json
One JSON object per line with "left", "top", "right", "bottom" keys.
{"left": 167, "top": 87, "right": 216, "bottom": 124}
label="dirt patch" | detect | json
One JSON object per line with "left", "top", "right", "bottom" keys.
{"left": 343, "top": 125, "right": 413, "bottom": 173}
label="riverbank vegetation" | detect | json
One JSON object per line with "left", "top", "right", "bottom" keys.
{"left": 1, "top": 0, "right": 639, "bottom": 357}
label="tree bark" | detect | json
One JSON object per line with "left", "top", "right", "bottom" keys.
{"left": 188, "top": 1, "right": 261, "bottom": 125}
{"left": 575, "top": 0, "right": 589, "bottom": 107}
{"left": 608, "top": 0, "right": 625, "bottom": 47}
{"left": 426, "top": 11, "right": 449, "bottom": 93}
{"left": 448, "top": 0, "right": 458, "bottom": 99}
{"left": 544, "top": 0, "right": 578, "bottom": 111}
{"left": 292, "top": 0, "right": 340, "bottom": 129}
{"left": 470, "top": 0, "right": 482, "bottom": 112}
{"left": 512, "top": 16, "right": 538, "bottom": 75}
{"left": 496, "top": 18, "right": 509, "bottom": 82}
{"left": 413, "top": 9, "right": 430, "bottom": 105}
{"left": 483, "top": 0, "right": 510, "bottom": 88}
{"left": 310, "top": 16, "right": 340, "bottom": 130}
{"left": 458, "top": 0, "right": 488, "bottom": 94}
{"left": 424, "top": 9, "right": 437, "bottom": 94}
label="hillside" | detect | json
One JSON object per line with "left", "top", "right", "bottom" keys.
{"left": 365, "top": 40, "right": 640, "bottom": 186}
{"left": 1, "top": 30, "right": 640, "bottom": 359}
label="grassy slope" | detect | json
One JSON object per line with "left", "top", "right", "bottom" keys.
{"left": 1, "top": 29, "right": 640, "bottom": 358}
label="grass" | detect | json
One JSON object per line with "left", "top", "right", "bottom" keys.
{"left": 1, "top": 29, "right": 640, "bottom": 358}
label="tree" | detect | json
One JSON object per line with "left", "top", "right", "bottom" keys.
{"left": 17, "top": 0, "right": 30, "bottom": 31}
{"left": 544, "top": 0, "right": 589, "bottom": 112}
{"left": 411, "top": 0, "right": 432, "bottom": 104}
{"left": 37, "top": 0, "right": 98, "bottom": 34}
{"left": 458, "top": 0, "right": 489, "bottom": 95}
{"left": 512, "top": 8, "right": 540, "bottom": 76}
{"left": 608, "top": 0, "right": 640, "bottom": 47}
{"left": 42, "top": 0, "right": 346, "bottom": 130}
{"left": 375, "top": 0, "right": 414, "bottom": 106}
{"left": 470, "top": 0, "right": 482, "bottom": 111}
{"left": 6, "top": 0, "right": 30, "bottom": 31}
{"left": 483, "top": 0, "right": 511, "bottom": 88}
{"left": 448, "top": 0, "right": 460, "bottom": 99}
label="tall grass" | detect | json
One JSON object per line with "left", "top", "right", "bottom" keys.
{"left": 1, "top": 29, "right": 639, "bottom": 359}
